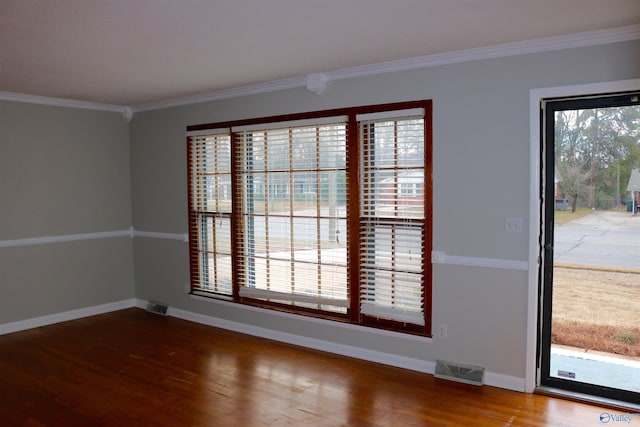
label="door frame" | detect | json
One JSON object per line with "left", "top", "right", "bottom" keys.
{"left": 526, "top": 78, "right": 640, "bottom": 394}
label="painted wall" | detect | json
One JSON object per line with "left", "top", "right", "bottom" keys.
{"left": 130, "top": 40, "right": 640, "bottom": 388}
{"left": 0, "top": 102, "right": 135, "bottom": 323}
{"left": 1, "top": 38, "right": 636, "bottom": 390}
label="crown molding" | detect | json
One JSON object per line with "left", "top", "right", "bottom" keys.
{"left": 0, "top": 91, "right": 132, "bottom": 121}
{"left": 328, "top": 24, "right": 640, "bottom": 82}
{"left": 131, "top": 75, "right": 306, "bottom": 112}
{"left": 2, "top": 25, "right": 639, "bottom": 116}
{"left": 132, "top": 24, "right": 640, "bottom": 113}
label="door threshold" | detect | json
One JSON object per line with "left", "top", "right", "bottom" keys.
{"left": 536, "top": 386, "right": 640, "bottom": 412}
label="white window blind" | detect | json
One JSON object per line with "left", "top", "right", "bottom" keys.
{"left": 234, "top": 120, "right": 349, "bottom": 312}
{"left": 187, "top": 100, "right": 432, "bottom": 335}
{"left": 359, "top": 116, "right": 426, "bottom": 326}
{"left": 188, "top": 132, "right": 233, "bottom": 296}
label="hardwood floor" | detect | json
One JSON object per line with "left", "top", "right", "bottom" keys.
{"left": 0, "top": 308, "right": 621, "bottom": 426}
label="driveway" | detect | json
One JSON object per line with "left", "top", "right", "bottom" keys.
{"left": 553, "top": 210, "right": 640, "bottom": 271}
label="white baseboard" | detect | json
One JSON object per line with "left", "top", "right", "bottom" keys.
{"left": 485, "top": 371, "right": 526, "bottom": 392}
{"left": 169, "top": 304, "right": 436, "bottom": 374}
{"left": 0, "top": 298, "right": 526, "bottom": 392}
{"left": 0, "top": 299, "right": 137, "bottom": 335}
{"left": 166, "top": 303, "right": 526, "bottom": 393}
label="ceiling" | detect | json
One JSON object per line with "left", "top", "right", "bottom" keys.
{"left": 1, "top": 0, "right": 639, "bottom": 109}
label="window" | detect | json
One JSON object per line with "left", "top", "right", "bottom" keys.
{"left": 234, "top": 118, "right": 349, "bottom": 314}
{"left": 359, "top": 113, "right": 427, "bottom": 332}
{"left": 187, "top": 101, "right": 432, "bottom": 335}
{"left": 188, "top": 129, "right": 233, "bottom": 297}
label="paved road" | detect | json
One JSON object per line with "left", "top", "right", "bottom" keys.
{"left": 553, "top": 210, "right": 640, "bottom": 270}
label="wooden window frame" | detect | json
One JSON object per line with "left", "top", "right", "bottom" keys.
{"left": 187, "top": 100, "right": 433, "bottom": 336}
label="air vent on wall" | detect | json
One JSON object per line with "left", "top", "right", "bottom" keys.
{"left": 434, "top": 360, "right": 485, "bottom": 386}
{"left": 146, "top": 301, "right": 169, "bottom": 316}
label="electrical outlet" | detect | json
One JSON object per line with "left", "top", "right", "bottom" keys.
{"left": 437, "top": 323, "right": 448, "bottom": 340}
{"left": 505, "top": 217, "right": 523, "bottom": 233}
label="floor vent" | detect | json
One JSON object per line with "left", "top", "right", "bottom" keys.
{"left": 146, "top": 301, "right": 169, "bottom": 316}
{"left": 434, "top": 360, "right": 485, "bottom": 386}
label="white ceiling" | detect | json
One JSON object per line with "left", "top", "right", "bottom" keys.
{"left": 1, "top": 0, "right": 639, "bottom": 108}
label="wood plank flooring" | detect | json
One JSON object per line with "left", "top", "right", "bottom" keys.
{"left": 0, "top": 308, "right": 625, "bottom": 426}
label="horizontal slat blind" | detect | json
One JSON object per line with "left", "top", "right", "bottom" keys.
{"left": 356, "top": 107, "right": 424, "bottom": 122}
{"left": 187, "top": 100, "right": 432, "bottom": 335}
{"left": 232, "top": 115, "right": 348, "bottom": 133}
{"left": 235, "top": 120, "right": 349, "bottom": 312}
{"left": 189, "top": 132, "right": 233, "bottom": 296}
{"left": 359, "top": 116, "right": 426, "bottom": 326}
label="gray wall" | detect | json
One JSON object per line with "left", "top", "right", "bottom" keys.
{"left": 129, "top": 40, "right": 640, "bottom": 384}
{"left": 0, "top": 102, "right": 135, "bottom": 323}
{"left": 1, "top": 39, "right": 637, "bottom": 386}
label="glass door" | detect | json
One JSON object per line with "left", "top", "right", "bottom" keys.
{"left": 540, "top": 92, "right": 640, "bottom": 404}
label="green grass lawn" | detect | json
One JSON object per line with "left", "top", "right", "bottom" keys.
{"left": 553, "top": 207, "right": 594, "bottom": 225}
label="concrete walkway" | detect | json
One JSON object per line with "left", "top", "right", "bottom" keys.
{"left": 551, "top": 346, "right": 640, "bottom": 393}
